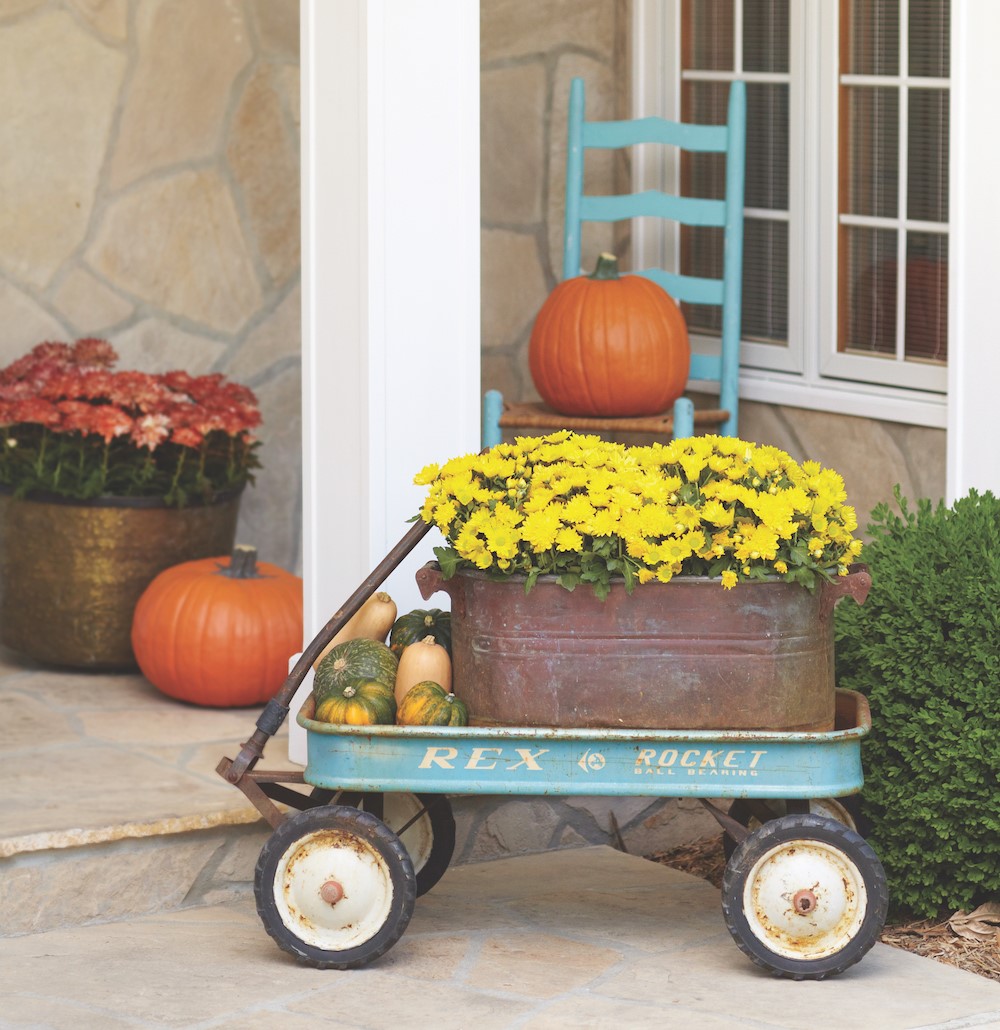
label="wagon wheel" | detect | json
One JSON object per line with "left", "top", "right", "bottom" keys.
{"left": 722, "top": 813, "right": 888, "bottom": 980}
{"left": 722, "top": 797, "right": 858, "bottom": 859}
{"left": 338, "top": 792, "right": 455, "bottom": 897}
{"left": 254, "top": 805, "right": 416, "bottom": 969}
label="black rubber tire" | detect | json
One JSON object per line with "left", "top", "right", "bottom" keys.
{"left": 254, "top": 805, "right": 416, "bottom": 970}
{"left": 722, "top": 798, "right": 855, "bottom": 859}
{"left": 721, "top": 813, "right": 888, "bottom": 980}
{"left": 338, "top": 792, "right": 455, "bottom": 897}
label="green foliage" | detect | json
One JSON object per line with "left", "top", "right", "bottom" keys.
{"left": 835, "top": 487, "right": 1000, "bottom": 917}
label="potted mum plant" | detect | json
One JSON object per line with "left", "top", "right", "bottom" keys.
{"left": 0, "top": 338, "right": 261, "bottom": 668}
{"left": 413, "top": 431, "right": 869, "bottom": 732}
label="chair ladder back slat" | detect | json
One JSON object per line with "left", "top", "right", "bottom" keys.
{"left": 636, "top": 268, "right": 724, "bottom": 306}
{"left": 579, "top": 192, "right": 727, "bottom": 229}
{"left": 582, "top": 117, "right": 729, "bottom": 153}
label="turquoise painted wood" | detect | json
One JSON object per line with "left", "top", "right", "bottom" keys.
{"left": 298, "top": 690, "right": 869, "bottom": 801}
{"left": 482, "top": 388, "right": 503, "bottom": 449}
{"left": 484, "top": 77, "right": 746, "bottom": 447}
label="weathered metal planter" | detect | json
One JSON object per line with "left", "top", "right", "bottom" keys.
{"left": 0, "top": 487, "right": 241, "bottom": 669}
{"left": 416, "top": 563, "right": 870, "bottom": 732}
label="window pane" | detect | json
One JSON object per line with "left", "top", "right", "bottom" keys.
{"left": 681, "top": 80, "right": 728, "bottom": 200}
{"left": 746, "top": 83, "right": 789, "bottom": 210}
{"left": 743, "top": 217, "right": 788, "bottom": 343}
{"left": 908, "top": 88, "right": 949, "bottom": 222}
{"left": 681, "top": 220, "right": 788, "bottom": 345}
{"left": 842, "top": 225, "right": 897, "bottom": 356}
{"left": 905, "top": 232, "right": 948, "bottom": 363}
{"left": 843, "top": 0, "right": 900, "bottom": 76}
{"left": 680, "top": 225, "right": 723, "bottom": 335}
{"left": 841, "top": 87, "right": 899, "bottom": 218}
{"left": 743, "top": 0, "right": 789, "bottom": 72}
{"left": 909, "top": 0, "right": 950, "bottom": 77}
{"left": 683, "top": 0, "right": 734, "bottom": 71}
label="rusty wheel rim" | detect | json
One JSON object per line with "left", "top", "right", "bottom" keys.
{"left": 272, "top": 828, "right": 394, "bottom": 951}
{"left": 742, "top": 839, "right": 869, "bottom": 961}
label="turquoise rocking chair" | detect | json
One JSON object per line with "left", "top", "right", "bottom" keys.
{"left": 483, "top": 77, "right": 746, "bottom": 447}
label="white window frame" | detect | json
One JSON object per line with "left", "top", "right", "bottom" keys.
{"left": 818, "top": 1, "right": 949, "bottom": 392}
{"left": 633, "top": 0, "right": 948, "bottom": 429}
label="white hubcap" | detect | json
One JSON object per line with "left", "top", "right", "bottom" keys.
{"left": 743, "top": 839, "right": 868, "bottom": 960}
{"left": 273, "top": 829, "right": 393, "bottom": 951}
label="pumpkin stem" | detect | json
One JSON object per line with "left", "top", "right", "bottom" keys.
{"left": 221, "top": 544, "right": 259, "bottom": 579}
{"left": 589, "top": 252, "right": 620, "bottom": 281}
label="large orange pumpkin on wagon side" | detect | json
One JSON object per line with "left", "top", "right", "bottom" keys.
{"left": 529, "top": 253, "right": 691, "bottom": 417}
{"left": 131, "top": 545, "right": 303, "bottom": 707}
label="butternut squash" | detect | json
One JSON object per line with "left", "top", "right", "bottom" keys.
{"left": 394, "top": 635, "right": 452, "bottom": 705}
{"left": 313, "top": 591, "right": 397, "bottom": 669}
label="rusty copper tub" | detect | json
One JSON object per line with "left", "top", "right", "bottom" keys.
{"left": 416, "top": 563, "right": 870, "bottom": 732}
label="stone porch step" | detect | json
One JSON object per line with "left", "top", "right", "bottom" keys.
{"left": 1, "top": 788, "right": 720, "bottom": 937}
{"left": 2, "top": 809, "right": 271, "bottom": 938}
{"left": 1, "top": 654, "right": 719, "bottom": 937}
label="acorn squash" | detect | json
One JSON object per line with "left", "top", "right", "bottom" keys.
{"left": 389, "top": 608, "right": 452, "bottom": 656}
{"left": 314, "top": 638, "right": 398, "bottom": 702}
{"left": 397, "top": 680, "right": 468, "bottom": 727}
{"left": 314, "top": 679, "right": 396, "bottom": 725}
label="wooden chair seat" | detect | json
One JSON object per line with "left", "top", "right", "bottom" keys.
{"left": 497, "top": 400, "right": 730, "bottom": 437}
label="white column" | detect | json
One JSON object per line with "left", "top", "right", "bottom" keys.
{"left": 948, "top": 0, "right": 1000, "bottom": 499}
{"left": 295, "top": 0, "right": 480, "bottom": 762}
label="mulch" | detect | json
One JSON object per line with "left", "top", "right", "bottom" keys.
{"left": 646, "top": 834, "right": 1000, "bottom": 984}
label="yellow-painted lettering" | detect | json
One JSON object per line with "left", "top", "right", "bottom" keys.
{"left": 636, "top": 748, "right": 657, "bottom": 766}
{"left": 723, "top": 750, "right": 744, "bottom": 768}
{"left": 680, "top": 749, "right": 699, "bottom": 767}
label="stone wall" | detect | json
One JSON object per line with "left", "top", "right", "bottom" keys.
{"left": 0, "top": 0, "right": 302, "bottom": 572}
{"left": 481, "top": 0, "right": 632, "bottom": 408}
{"left": 738, "top": 400, "right": 946, "bottom": 535}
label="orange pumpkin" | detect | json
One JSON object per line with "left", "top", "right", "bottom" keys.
{"left": 528, "top": 252, "right": 690, "bottom": 417}
{"left": 131, "top": 545, "right": 303, "bottom": 707}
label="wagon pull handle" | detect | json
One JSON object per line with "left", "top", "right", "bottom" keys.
{"left": 224, "top": 518, "right": 432, "bottom": 783}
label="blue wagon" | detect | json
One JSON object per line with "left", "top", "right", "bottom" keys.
{"left": 220, "top": 522, "right": 888, "bottom": 981}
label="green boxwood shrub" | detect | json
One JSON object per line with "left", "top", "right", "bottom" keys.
{"left": 835, "top": 488, "right": 1000, "bottom": 918}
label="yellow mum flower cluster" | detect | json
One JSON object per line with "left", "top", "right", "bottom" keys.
{"left": 415, "top": 432, "right": 861, "bottom": 597}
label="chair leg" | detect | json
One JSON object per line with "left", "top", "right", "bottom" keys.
{"left": 672, "top": 396, "right": 694, "bottom": 439}
{"left": 482, "top": 389, "right": 504, "bottom": 449}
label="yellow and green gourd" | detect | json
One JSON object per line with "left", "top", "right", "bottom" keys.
{"left": 389, "top": 608, "right": 452, "bottom": 656}
{"left": 314, "top": 638, "right": 398, "bottom": 702}
{"left": 314, "top": 679, "right": 396, "bottom": 725}
{"left": 397, "top": 681, "right": 468, "bottom": 727}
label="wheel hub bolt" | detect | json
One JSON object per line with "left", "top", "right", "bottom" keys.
{"left": 320, "top": 880, "right": 345, "bottom": 905}
{"left": 793, "top": 888, "right": 818, "bottom": 915}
